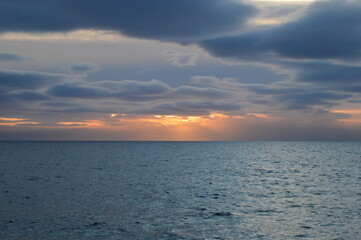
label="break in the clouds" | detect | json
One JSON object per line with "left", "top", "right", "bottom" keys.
{"left": 0, "top": 0, "right": 256, "bottom": 42}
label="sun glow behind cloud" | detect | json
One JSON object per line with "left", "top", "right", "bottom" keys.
{"left": 251, "top": 0, "right": 316, "bottom": 3}
{"left": 41, "top": 113, "right": 272, "bottom": 140}
{"left": 331, "top": 110, "right": 361, "bottom": 125}
{"left": 0, "top": 122, "right": 40, "bottom": 126}
{"left": 56, "top": 120, "right": 104, "bottom": 128}
{"left": 0, "top": 0, "right": 360, "bottom": 141}
{"left": 0, "top": 117, "right": 40, "bottom": 126}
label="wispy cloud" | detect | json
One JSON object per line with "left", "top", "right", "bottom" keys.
{"left": 162, "top": 50, "right": 198, "bottom": 67}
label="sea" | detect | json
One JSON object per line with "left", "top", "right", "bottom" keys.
{"left": 0, "top": 141, "right": 360, "bottom": 240}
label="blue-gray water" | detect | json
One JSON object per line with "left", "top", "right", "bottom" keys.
{"left": 0, "top": 142, "right": 360, "bottom": 240}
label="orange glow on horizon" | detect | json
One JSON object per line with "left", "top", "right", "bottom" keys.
{"left": 0, "top": 117, "right": 26, "bottom": 121}
{"left": 56, "top": 120, "right": 104, "bottom": 128}
{"left": 0, "top": 112, "right": 273, "bottom": 129}
{"left": 331, "top": 110, "right": 361, "bottom": 114}
{"left": 1, "top": 112, "right": 277, "bottom": 140}
{"left": 144, "top": 115, "right": 204, "bottom": 126}
{"left": 338, "top": 119, "right": 361, "bottom": 123}
{"left": 0, "top": 121, "right": 40, "bottom": 126}
{"left": 110, "top": 113, "right": 127, "bottom": 117}
{"left": 247, "top": 113, "right": 269, "bottom": 119}
{"left": 0, "top": 117, "right": 40, "bottom": 126}
{"left": 331, "top": 109, "right": 361, "bottom": 125}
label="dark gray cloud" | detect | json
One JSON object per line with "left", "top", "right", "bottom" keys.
{"left": 0, "top": 1, "right": 73, "bottom": 32}
{"left": 201, "top": 0, "right": 361, "bottom": 61}
{"left": 47, "top": 84, "right": 109, "bottom": 99}
{"left": 115, "top": 80, "right": 171, "bottom": 97}
{"left": 172, "top": 86, "right": 232, "bottom": 99}
{"left": 0, "top": 0, "right": 256, "bottom": 42}
{"left": 249, "top": 85, "right": 302, "bottom": 95}
{"left": 273, "top": 62, "right": 361, "bottom": 93}
{"left": 342, "top": 86, "right": 361, "bottom": 93}
{"left": 153, "top": 101, "right": 242, "bottom": 115}
{"left": 293, "top": 62, "right": 361, "bottom": 84}
{"left": 105, "top": 79, "right": 173, "bottom": 101}
{"left": 70, "top": 62, "right": 100, "bottom": 75}
{"left": 0, "top": 69, "right": 64, "bottom": 89}
{"left": 0, "top": 53, "right": 22, "bottom": 62}
{"left": 10, "top": 91, "right": 50, "bottom": 101}
{"left": 174, "top": 101, "right": 241, "bottom": 111}
{"left": 47, "top": 79, "right": 233, "bottom": 102}
{"left": 276, "top": 92, "right": 351, "bottom": 110}
{"left": 248, "top": 83, "right": 354, "bottom": 110}
{"left": 42, "top": 101, "right": 80, "bottom": 107}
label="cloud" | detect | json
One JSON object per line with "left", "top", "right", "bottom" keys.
{"left": 247, "top": 83, "right": 354, "bottom": 110}
{"left": 0, "top": 69, "right": 64, "bottom": 89}
{"left": 276, "top": 92, "right": 351, "bottom": 110}
{"left": 9, "top": 91, "right": 50, "bottom": 101}
{"left": 162, "top": 50, "right": 198, "bottom": 67}
{"left": 172, "top": 86, "right": 232, "bottom": 99}
{"left": 0, "top": 0, "right": 256, "bottom": 42}
{"left": 153, "top": 101, "right": 242, "bottom": 115}
{"left": 115, "top": 79, "right": 171, "bottom": 96}
{"left": 174, "top": 101, "right": 241, "bottom": 111}
{"left": 0, "top": 53, "right": 22, "bottom": 61}
{"left": 46, "top": 78, "right": 233, "bottom": 102}
{"left": 200, "top": 0, "right": 361, "bottom": 61}
{"left": 47, "top": 84, "right": 109, "bottom": 99}
{"left": 248, "top": 84, "right": 304, "bottom": 95}
{"left": 192, "top": 75, "right": 243, "bottom": 91}
{"left": 69, "top": 62, "right": 100, "bottom": 75}
{"left": 293, "top": 62, "right": 361, "bottom": 85}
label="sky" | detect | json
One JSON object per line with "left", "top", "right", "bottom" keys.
{"left": 0, "top": 0, "right": 360, "bottom": 141}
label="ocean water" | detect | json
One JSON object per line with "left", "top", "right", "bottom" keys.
{"left": 0, "top": 142, "right": 360, "bottom": 240}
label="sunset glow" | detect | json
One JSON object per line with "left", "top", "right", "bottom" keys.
{"left": 0, "top": 117, "right": 40, "bottom": 126}
{"left": 0, "top": 0, "right": 360, "bottom": 141}
{"left": 0, "top": 117, "right": 26, "bottom": 121}
{"left": 0, "top": 122, "right": 40, "bottom": 126}
{"left": 56, "top": 120, "right": 105, "bottom": 128}
{"left": 1, "top": 1, "right": 360, "bottom": 239}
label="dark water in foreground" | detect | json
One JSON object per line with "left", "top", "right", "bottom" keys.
{"left": 0, "top": 142, "right": 360, "bottom": 240}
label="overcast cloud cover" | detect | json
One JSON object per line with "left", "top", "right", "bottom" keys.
{"left": 0, "top": 0, "right": 360, "bottom": 140}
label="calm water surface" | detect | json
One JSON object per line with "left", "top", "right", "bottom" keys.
{"left": 0, "top": 142, "right": 360, "bottom": 239}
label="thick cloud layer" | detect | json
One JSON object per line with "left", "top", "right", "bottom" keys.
{"left": 248, "top": 84, "right": 353, "bottom": 110}
{"left": 47, "top": 79, "right": 232, "bottom": 101}
{"left": 0, "top": 70, "right": 64, "bottom": 89}
{"left": 0, "top": 0, "right": 256, "bottom": 42}
{"left": 0, "top": 53, "right": 22, "bottom": 61}
{"left": 201, "top": 0, "right": 361, "bottom": 61}
{"left": 276, "top": 92, "right": 351, "bottom": 110}
{"left": 294, "top": 62, "right": 361, "bottom": 84}
{"left": 0, "top": 0, "right": 360, "bottom": 140}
